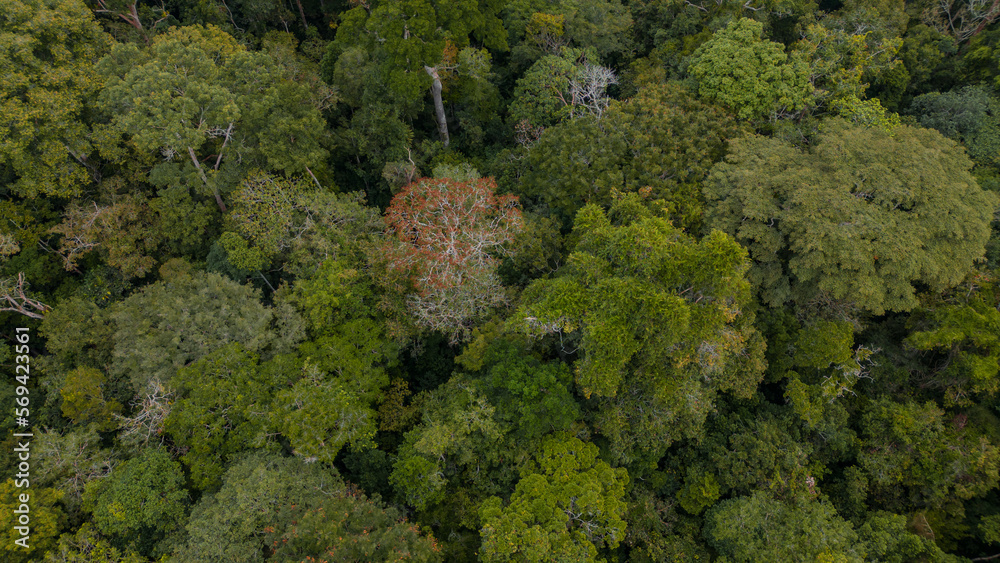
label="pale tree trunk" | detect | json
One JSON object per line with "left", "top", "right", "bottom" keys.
{"left": 425, "top": 66, "right": 450, "bottom": 147}
{"left": 294, "top": 0, "right": 308, "bottom": 31}
{"left": 188, "top": 147, "right": 227, "bottom": 213}
{"left": 972, "top": 0, "right": 1000, "bottom": 40}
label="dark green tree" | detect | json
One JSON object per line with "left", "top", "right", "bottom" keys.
{"left": 332, "top": 0, "right": 506, "bottom": 147}
{"left": 164, "top": 343, "right": 289, "bottom": 489}
{"left": 173, "top": 453, "right": 339, "bottom": 563}
{"left": 858, "top": 398, "right": 1000, "bottom": 509}
{"left": 263, "top": 485, "right": 442, "bottom": 562}
{"left": 508, "top": 47, "right": 617, "bottom": 129}
{"left": 903, "top": 272, "right": 1000, "bottom": 406}
{"left": 96, "top": 24, "right": 330, "bottom": 211}
{"left": 519, "top": 83, "right": 743, "bottom": 229}
{"left": 910, "top": 85, "right": 1000, "bottom": 168}
{"left": 82, "top": 448, "right": 188, "bottom": 554}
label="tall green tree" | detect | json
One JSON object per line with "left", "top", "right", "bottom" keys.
{"left": 96, "top": 24, "right": 329, "bottom": 211}
{"left": 904, "top": 272, "right": 1000, "bottom": 406}
{"left": 175, "top": 453, "right": 440, "bottom": 562}
{"left": 268, "top": 261, "right": 400, "bottom": 464}
{"left": 508, "top": 47, "right": 618, "bottom": 130}
{"left": 111, "top": 266, "right": 298, "bottom": 393}
{"left": 704, "top": 492, "right": 864, "bottom": 562}
{"left": 82, "top": 448, "right": 188, "bottom": 555}
{"left": 910, "top": 85, "right": 1000, "bottom": 168}
{"left": 479, "top": 434, "right": 628, "bottom": 562}
{"left": 173, "top": 453, "right": 336, "bottom": 563}
{"left": 163, "top": 344, "right": 290, "bottom": 489}
{"left": 43, "top": 523, "right": 148, "bottom": 563}
{"left": 690, "top": 18, "right": 813, "bottom": 121}
{"left": 0, "top": 480, "right": 66, "bottom": 563}
{"left": 705, "top": 120, "right": 997, "bottom": 315}
{"left": 263, "top": 486, "right": 442, "bottom": 562}
{"left": 390, "top": 378, "right": 505, "bottom": 510}
{"left": 35, "top": 426, "right": 116, "bottom": 515}
{"left": 517, "top": 195, "right": 765, "bottom": 462}
{"left": 502, "top": 0, "right": 632, "bottom": 63}
{"left": 519, "top": 83, "right": 743, "bottom": 229}
{"left": 858, "top": 398, "right": 1000, "bottom": 509}
{"left": 224, "top": 171, "right": 382, "bottom": 277}
{"left": 333, "top": 0, "right": 506, "bottom": 146}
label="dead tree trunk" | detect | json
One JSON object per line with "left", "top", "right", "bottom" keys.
{"left": 425, "top": 66, "right": 450, "bottom": 147}
{"left": 188, "top": 147, "right": 227, "bottom": 213}
{"left": 294, "top": 0, "right": 309, "bottom": 31}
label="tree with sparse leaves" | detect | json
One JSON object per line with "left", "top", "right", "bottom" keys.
{"left": 382, "top": 176, "right": 523, "bottom": 340}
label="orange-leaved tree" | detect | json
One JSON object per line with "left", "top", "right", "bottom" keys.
{"left": 383, "top": 177, "right": 522, "bottom": 341}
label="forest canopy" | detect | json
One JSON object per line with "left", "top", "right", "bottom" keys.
{"left": 2, "top": 0, "right": 1000, "bottom": 561}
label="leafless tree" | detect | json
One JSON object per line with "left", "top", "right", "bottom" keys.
{"left": 0, "top": 273, "right": 51, "bottom": 319}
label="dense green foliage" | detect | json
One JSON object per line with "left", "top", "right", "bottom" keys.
{"left": 4, "top": 0, "right": 1000, "bottom": 561}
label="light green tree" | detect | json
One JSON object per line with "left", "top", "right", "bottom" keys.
{"left": 705, "top": 120, "right": 998, "bottom": 315}
{"left": 43, "top": 523, "right": 148, "bottom": 563}
{"left": 479, "top": 434, "right": 628, "bottom": 562}
{"left": 34, "top": 426, "right": 116, "bottom": 516}
{"left": 0, "top": 480, "right": 66, "bottom": 563}
{"left": 111, "top": 267, "right": 293, "bottom": 392}
{"left": 792, "top": 1, "right": 905, "bottom": 118}
{"left": 224, "top": 171, "right": 382, "bottom": 277}
{"left": 59, "top": 367, "right": 122, "bottom": 431}
{"left": 517, "top": 195, "right": 765, "bottom": 461}
{"left": 704, "top": 492, "right": 865, "bottom": 562}
{"left": 174, "top": 453, "right": 440, "bottom": 562}
{"left": 271, "top": 360, "right": 381, "bottom": 464}
{"left": 390, "top": 378, "right": 507, "bottom": 509}
{"left": 857, "top": 512, "right": 955, "bottom": 563}
{"left": 0, "top": 0, "right": 108, "bottom": 199}
{"left": 690, "top": 18, "right": 813, "bottom": 121}
{"left": 779, "top": 320, "right": 877, "bottom": 428}
{"left": 39, "top": 297, "right": 115, "bottom": 372}
{"left": 503, "top": 0, "right": 632, "bottom": 61}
